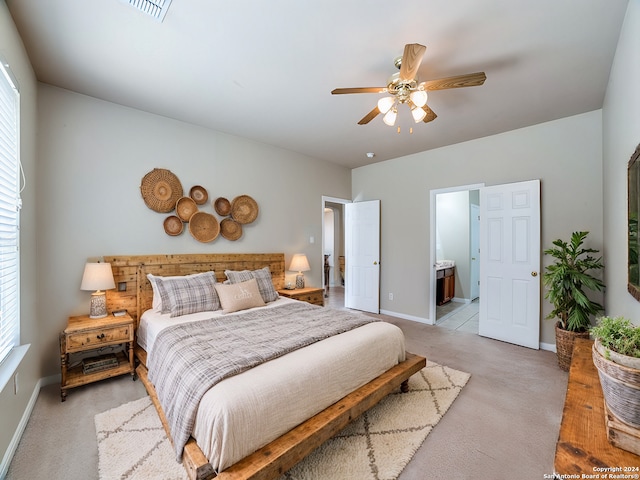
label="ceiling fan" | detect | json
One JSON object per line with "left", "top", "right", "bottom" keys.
{"left": 331, "top": 43, "right": 486, "bottom": 127}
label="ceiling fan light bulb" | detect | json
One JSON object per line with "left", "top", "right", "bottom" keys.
{"left": 410, "top": 90, "right": 428, "bottom": 108}
{"left": 383, "top": 108, "right": 397, "bottom": 126}
{"left": 377, "top": 96, "right": 395, "bottom": 114}
{"left": 411, "top": 105, "right": 427, "bottom": 123}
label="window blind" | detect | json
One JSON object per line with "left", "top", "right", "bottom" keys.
{"left": 0, "top": 61, "right": 20, "bottom": 366}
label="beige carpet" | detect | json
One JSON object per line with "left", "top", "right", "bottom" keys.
{"left": 95, "top": 362, "right": 470, "bottom": 480}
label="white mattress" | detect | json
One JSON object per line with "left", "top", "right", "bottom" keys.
{"left": 139, "top": 298, "right": 406, "bottom": 473}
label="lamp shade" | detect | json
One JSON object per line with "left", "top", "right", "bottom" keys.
{"left": 289, "top": 254, "right": 310, "bottom": 273}
{"left": 383, "top": 108, "right": 397, "bottom": 126}
{"left": 80, "top": 263, "right": 115, "bottom": 292}
{"left": 377, "top": 96, "right": 396, "bottom": 114}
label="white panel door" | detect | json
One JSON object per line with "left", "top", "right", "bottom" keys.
{"left": 479, "top": 180, "right": 540, "bottom": 349}
{"left": 345, "top": 200, "right": 380, "bottom": 313}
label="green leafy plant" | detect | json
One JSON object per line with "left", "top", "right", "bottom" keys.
{"left": 591, "top": 316, "right": 640, "bottom": 359}
{"left": 543, "top": 231, "right": 605, "bottom": 332}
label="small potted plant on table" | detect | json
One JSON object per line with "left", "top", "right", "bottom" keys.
{"left": 543, "top": 231, "right": 605, "bottom": 371}
{"left": 590, "top": 316, "right": 640, "bottom": 454}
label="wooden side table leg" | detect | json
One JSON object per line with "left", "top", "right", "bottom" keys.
{"left": 129, "top": 341, "right": 136, "bottom": 380}
{"left": 59, "top": 332, "right": 67, "bottom": 402}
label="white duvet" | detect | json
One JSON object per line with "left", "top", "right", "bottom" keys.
{"left": 139, "top": 297, "right": 406, "bottom": 473}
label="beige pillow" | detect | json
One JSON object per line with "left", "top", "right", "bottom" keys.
{"left": 214, "top": 278, "right": 266, "bottom": 313}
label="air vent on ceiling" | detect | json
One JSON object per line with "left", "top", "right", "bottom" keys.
{"left": 125, "top": 0, "right": 173, "bottom": 22}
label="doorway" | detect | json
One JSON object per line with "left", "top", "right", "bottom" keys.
{"left": 322, "top": 196, "right": 348, "bottom": 308}
{"left": 430, "top": 184, "right": 484, "bottom": 331}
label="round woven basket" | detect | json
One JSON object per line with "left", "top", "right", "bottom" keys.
{"left": 214, "top": 197, "right": 231, "bottom": 216}
{"left": 189, "top": 185, "right": 209, "bottom": 205}
{"left": 555, "top": 322, "right": 590, "bottom": 371}
{"left": 163, "top": 215, "right": 183, "bottom": 236}
{"left": 230, "top": 195, "right": 259, "bottom": 224}
{"left": 188, "top": 212, "right": 220, "bottom": 243}
{"left": 592, "top": 342, "right": 640, "bottom": 428}
{"left": 140, "top": 168, "right": 183, "bottom": 213}
{"left": 176, "top": 196, "right": 198, "bottom": 222}
{"left": 220, "top": 218, "right": 242, "bottom": 241}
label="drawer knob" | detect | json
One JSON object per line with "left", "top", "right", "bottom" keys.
{"left": 97, "top": 333, "right": 106, "bottom": 340}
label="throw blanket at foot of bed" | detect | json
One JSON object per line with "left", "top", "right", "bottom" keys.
{"left": 148, "top": 301, "right": 379, "bottom": 461}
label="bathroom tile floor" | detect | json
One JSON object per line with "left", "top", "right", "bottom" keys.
{"left": 437, "top": 299, "right": 479, "bottom": 334}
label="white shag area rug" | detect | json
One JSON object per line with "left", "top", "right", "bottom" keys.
{"left": 95, "top": 361, "right": 470, "bottom": 480}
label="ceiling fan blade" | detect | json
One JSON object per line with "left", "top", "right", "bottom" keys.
{"left": 421, "top": 72, "right": 486, "bottom": 91}
{"left": 422, "top": 105, "right": 437, "bottom": 123}
{"left": 331, "top": 87, "right": 387, "bottom": 95}
{"left": 358, "top": 106, "right": 381, "bottom": 125}
{"left": 399, "top": 43, "right": 426, "bottom": 81}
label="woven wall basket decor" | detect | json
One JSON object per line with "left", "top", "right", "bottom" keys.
{"left": 176, "top": 196, "right": 199, "bottom": 222}
{"left": 189, "top": 212, "right": 220, "bottom": 243}
{"left": 230, "top": 195, "right": 259, "bottom": 224}
{"left": 163, "top": 215, "right": 183, "bottom": 236}
{"left": 220, "top": 218, "right": 242, "bottom": 241}
{"left": 214, "top": 197, "right": 231, "bottom": 216}
{"left": 189, "top": 185, "right": 208, "bottom": 205}
{"left": 140, "top": 168, "right": 183, "bottom": 213}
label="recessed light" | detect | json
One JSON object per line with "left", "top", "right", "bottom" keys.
{"left": 366, "top": 152, "right": 375, "bottom": 158}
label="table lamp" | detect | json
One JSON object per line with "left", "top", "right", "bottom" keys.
{"left": 289, "top": 254, "right": 310, "bottom": 289}
{"left": 80, "top": 262, "right": 116, "bottom": 318}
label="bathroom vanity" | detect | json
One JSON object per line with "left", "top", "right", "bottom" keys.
{"left": 436, "top": 261, "right": 455, "bottom": 306}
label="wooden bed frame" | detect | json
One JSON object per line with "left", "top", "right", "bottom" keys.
{"left": 104, "top": 253, "right": 426, "bottom": 480}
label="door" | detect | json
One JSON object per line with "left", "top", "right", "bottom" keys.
{"left": 345, "top": 200, "right": 380, "bottom": 313}
{"left": 479, "top": 180, "right": 540, "bottom": 349}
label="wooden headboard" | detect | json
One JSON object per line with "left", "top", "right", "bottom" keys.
{"left": 104, "top": 253, "right": 285, "bottom": 328}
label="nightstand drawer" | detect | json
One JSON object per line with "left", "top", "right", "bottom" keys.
{"left": 300, "top": 291, "right": 324, "bottom": 305}
{"left": 277, "top": 287, "right": 324, "bottom": 306}
{"left": 66, "top": 325, "right": 132, "bottom": 351}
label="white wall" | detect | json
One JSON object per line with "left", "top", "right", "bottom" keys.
{"left": 35, "top": 84, "right": 352, "bottom": 380}
{"left": 0, "top": 1, "right": 38, "bottom": 470}
{"left": 603, "top": 0, "right": 640, "bottom": 323}
{"left": 353, "top": 110, "right": 604, "bottom": 345}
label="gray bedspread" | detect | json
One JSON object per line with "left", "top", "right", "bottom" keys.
{"left": 147, "top": 301, "right": 378, "bottom": 461}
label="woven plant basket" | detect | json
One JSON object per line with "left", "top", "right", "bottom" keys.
{"left": 592, "top": 342, "right": 640, "bottom": 429}
{"left": 555, "top": 322, "right": 590, "bottom": 371}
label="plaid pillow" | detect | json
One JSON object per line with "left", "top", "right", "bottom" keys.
{"left": 147, "top": 271, "right": 211, "bottom": 313}
{"left": 224, "top": 266, "right": 279, "bottom": 303}
{"left": 154, "top": 271, "right": 221, "bottom": 317}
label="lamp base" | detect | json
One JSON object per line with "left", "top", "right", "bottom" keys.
{"left": 89, "top": 291, "right": 108, "bottom": 319}
{"left": 296, "top": 274, "right": 305, "bottom": 289}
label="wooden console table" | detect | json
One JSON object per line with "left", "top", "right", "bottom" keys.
{"left": 554, "top": 338, "right": 640, "bottom": 474}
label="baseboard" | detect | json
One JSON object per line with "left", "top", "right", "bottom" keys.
{"left": 0, "top": 376, "right": 46, "bottom": 478}
{"left": 379, "top": 309, "right": 432, "bottom": 325}
{"left": 540, "top": 342, "right": 556, "bottom": 353}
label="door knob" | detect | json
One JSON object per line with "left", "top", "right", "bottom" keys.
{"left": 531, "top": 271, "right": 538, "bottom": 277}
{"left": 373, "top": 261, "right": 378, "bottom": 265}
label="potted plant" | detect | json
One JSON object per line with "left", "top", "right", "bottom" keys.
{"left": 543, "top": 231, "right": 605, "bottom": 371}
{"left": 590, "top": 316, "right": 640, "bottom": 454}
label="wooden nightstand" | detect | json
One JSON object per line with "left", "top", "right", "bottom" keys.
{"left": 278, "top": 287, "right": 324, "bottom": 306}
{"left": 59, "top": 313, "right": 135, "bottom": 401}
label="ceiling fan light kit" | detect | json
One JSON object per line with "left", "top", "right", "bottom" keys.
{"left": 331, "top": 43, "right": 486, "bottom": 128}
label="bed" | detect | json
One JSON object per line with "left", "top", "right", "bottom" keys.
{"left": 104, "top": 253, "right": 426, "bottom": 480}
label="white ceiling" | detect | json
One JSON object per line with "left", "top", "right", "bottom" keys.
{"left": 6, "top": 0, "right": 630, "bottom": 169}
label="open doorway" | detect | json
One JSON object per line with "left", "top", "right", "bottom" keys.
{"left": 322, "top": 196, "right": 348, "bottom": 308}
{"left": 430, "top": 184, "right": 483, "bottom": 332}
